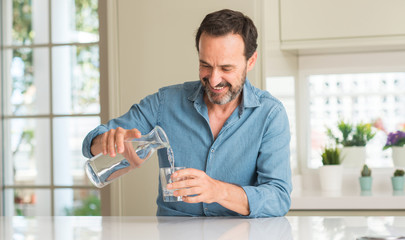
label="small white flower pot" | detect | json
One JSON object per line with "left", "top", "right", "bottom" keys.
{"left": 341, "top": 146, "right": 366, "bottom": 168}
{"left": 319, "top": 165, "right": 343, "bottom": 192}
{"left": 392, "top": 146, "right": 405, "bottom": 167}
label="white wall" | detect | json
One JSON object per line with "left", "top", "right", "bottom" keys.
{"left": 108, "top": 0, "right": 263, "bottom": 216}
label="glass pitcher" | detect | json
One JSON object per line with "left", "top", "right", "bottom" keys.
{"left": 85, "top": 126, "right": 170, "bottom": 188}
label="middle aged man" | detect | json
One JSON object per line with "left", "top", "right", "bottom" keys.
{"left": 82, "top": 9, "right": 292, "bottom": 217}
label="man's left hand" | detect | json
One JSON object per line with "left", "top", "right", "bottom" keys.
{"left": 167, "top": 168, "right": 222, "bottom": 204}
{"left": 166, "top": 168, "right": 250, "bottom": 216}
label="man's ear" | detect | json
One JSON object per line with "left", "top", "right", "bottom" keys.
{"left": 247, "top": 51, "right": 257, "bottom": 72}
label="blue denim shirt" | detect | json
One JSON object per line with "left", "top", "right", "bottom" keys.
{"left": 82, "top": 79, "right": 292, "bottom": 217}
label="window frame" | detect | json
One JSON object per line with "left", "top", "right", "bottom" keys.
{"left": 0, "top": 0, "right": 3, "bottom": 216}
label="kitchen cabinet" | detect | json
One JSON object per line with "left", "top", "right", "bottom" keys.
{"left": 280, "top": 0, "right": 405, "bottom": 52}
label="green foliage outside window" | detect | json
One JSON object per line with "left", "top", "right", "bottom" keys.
{"left": 75, "top": 0, "right": 99, "bottom": 34}
{"left": 74, "top": 45, "right": 100, "bottom": 112}
{"left": 12, "top": 0, "right": 33, "bottom": 45}
{"left": 12, "top": 0, "right": 99, "bottom": 44}
{"left": 64, "top": 195, "right": 101, "bottom": 216}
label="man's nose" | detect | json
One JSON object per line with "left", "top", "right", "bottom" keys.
{"left": 208, "top": 69, "right": 222, "bottom": 87}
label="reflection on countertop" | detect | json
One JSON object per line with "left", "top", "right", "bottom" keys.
{"left": 1, "top": 216, "right": 405, "bottom": 240}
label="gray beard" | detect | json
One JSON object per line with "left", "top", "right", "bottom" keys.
{"left": 203, "top": 72, "right": 246, "bottom": 105}
{"left": 205, "top": 83, "right": 243, "bottom": 105}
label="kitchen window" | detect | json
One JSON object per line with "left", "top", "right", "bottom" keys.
{"left": 1, "top": 0, "right": 106, "bottom": 216}
{"left": 266, "top": 52, "right": 405, "bottom": 174}
{"left": 297, "top": 52, "right": 405, "bottom": 171}
{"left": 307, "top": 72, "right": 405, "bottom": 169}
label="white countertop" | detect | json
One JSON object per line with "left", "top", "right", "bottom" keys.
{"left": 1, "top": 216, "right": 405, "bottom": 240}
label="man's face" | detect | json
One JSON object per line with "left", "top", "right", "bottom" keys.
{"left": 198, "top": 33, "right": 256, "bottom": 105}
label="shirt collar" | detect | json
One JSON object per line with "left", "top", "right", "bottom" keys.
{"left": 188, "top": 82, "right": 202, "bottom": 103}
{"left": 241, "top": 79, "right": 261, "bottom": 108}
{"left": 188, "top": 79, "right": 260, "bottom": 109}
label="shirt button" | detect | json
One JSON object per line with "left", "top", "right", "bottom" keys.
{"left": 211, "top": 149, "right": 214, "bottom": 153}
{"left": 204, "top": 208, "right": 208, "bottom": 211}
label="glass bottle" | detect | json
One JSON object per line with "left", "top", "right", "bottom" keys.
{"left": 84, "top": 126, "right": 170, "bottom": 188}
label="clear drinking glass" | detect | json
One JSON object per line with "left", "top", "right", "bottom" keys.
{"left": 160, "top": 167, "right": 186, "bottom": 202}
{"left": 84, "top": 126, "right": 170, "bottom": 188}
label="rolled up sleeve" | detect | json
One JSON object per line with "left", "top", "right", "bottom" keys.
{"left": 82, "top": 125, "right": 110, "bottom": 159}
{"left": 82, "top": 92, "right": 161, "bottom": 159}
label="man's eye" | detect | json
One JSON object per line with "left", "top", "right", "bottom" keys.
{"left": 222, "top": 68, "right": 232, "bottom": 72}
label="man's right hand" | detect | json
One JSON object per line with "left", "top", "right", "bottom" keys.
{"left": 90, "top": 127, "right": 142, "bottom": 157}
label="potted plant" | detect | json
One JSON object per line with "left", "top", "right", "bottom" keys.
{"left": 359, "top": 164, "right": 372, "bottom": 192}
{"left": 327, "top": 120, "right": 376, "bottom": 168}
{"left": 383, "top": 130, "right": 405, "bottom": 167}
{"left": 319, "top": 146, "right": 343, "bottom": 193}
{"left": 392, "top": 169, "right": 404, "bottom": 192}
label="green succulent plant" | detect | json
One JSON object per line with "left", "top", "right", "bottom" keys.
{"left": 394, "top": 169, "right": 405, "bottom": 177}
{"left": 321, "top": 146, "right": 341, "bottom": 165}
{"left": 327, "top": 120, "right": 376, "bottom": 147}
{"left": 361, "top": 164, "right": 371, "bottom": 177}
